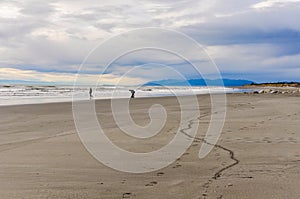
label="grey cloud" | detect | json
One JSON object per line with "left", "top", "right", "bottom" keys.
{"left": 20, "top": 1, "right": 56, "bottom": 17}
{"left": 62, "top": 13, "right": 99, "bottom": 21}
{"left": 181, "top": 5, "right": 300, "bottom": 44}
{"left": 0, "top": 0, "right": 300, "bottom": 83}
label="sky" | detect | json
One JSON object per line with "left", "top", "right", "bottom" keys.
{"left": 0, "top": 0, "right": 300, "bottom": 85}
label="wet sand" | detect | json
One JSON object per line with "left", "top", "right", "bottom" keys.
{"left": 0, "top": 93, "right": 299, "bottom": 198}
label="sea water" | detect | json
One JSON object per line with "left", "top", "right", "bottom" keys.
{"left": 0, "top": 85, "right": 244, "bottom": 106}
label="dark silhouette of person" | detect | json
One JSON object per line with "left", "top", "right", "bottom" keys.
{"left": 89, "top": 88, "right": 93, "bottom": 99}
{"left": 129, "top": 90, "right": 135, "bottom": 98}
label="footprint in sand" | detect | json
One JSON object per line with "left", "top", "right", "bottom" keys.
{"left": 172, "top": 163, "right": 182, "bottom": 168}
{"left": 239, "top": 127, "right": 248, "bottom": 131}
{"left": 145, "top": 181, "right": 158, "bottom": 186}
{"left": 122, "top": 192, "right": 131, "bottom": 198}
{"left": 262, "top": 137, "right": 272, "bottom": 143}
{"left": 241, "top": 176, "right": 253, "bottom": 179}
{"left": 288, "top": 137, "right": 296, "bottom": 143}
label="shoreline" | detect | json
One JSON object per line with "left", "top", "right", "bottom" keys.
{"left": 0, "top": 85, "right": 246, "bottom": 107}
{"left": 0, "top": 93, "right": 299, "bottom": 198}
{"left": 1, "top": 87, "right": 300, "bottom": 107}
{"left": 0, "top": 90, "right": 235, "bottom": 107}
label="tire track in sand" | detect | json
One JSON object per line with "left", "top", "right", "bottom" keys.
{"left": 179, "top": 115, "right": 239, "bottom": 198}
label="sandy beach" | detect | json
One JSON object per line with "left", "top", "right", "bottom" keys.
{"left": 0, "top": 93, "right": 299, "bottom": 198}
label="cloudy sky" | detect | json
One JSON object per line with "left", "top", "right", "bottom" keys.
{"left": 0, "top": 0, "right": 300, "bottom": 85}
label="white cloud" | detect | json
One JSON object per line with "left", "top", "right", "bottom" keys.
{"left": 0, "top": 67, "right": 145, "bottom": 85}
{"left": 0, "top": 0, "right": 299, "bottom": 83}
{"left": 0, "top": 3, "right": 22, "bottom": 19}
{"left": 253, "top": 0, "right": 300, "bottom": 9}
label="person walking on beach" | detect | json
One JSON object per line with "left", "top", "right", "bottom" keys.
{"left": 89, "top": 88, "right": 93, "bottom": 99}
{"left": 129, "top": 90, "right": 135, "bottom": 98}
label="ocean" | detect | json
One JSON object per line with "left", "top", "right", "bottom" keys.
{"left": 0, "top": 85, "right": 244, "bottom": 106}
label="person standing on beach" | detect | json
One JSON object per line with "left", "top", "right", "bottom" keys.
{"left": 89, "top": 88, "right": 93, "bottom": 99}
{"left": 129, "top": 90, "right": 135, "bottom": 98}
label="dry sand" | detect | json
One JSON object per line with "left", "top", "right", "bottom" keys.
{"left": 0, "top": 93, "right": 299, "bottom": 198}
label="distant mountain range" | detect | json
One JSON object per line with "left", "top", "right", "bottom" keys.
{"left": 144, "top": 78, "right": 255, "bottom": 87}
{"left": 0, "top": 78, "right": 255, "bottom": 87}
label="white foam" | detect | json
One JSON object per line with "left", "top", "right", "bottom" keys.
{"left": 0, "top": 85, "right": 239, "bottom": 106}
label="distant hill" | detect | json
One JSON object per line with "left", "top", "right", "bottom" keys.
{"left": 0, "top": 78, "right": 256, "bottom": 87}
{"left": 245, "top": 82, "right": 300, "bottom": 87}
{"left": 144, "top": 78, "right": 255, "bottom": 87}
